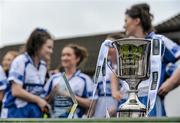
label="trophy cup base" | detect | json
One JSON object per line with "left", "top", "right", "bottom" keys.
{"left": 116, "top": 95, "right": 146, "bottom": 118}
{"left": 117, "top": 109, "right": 146, "bottom": 118}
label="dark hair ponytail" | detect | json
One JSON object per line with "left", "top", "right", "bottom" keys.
{"left": 125, "top": 3, "right": 153, "bottom": 33}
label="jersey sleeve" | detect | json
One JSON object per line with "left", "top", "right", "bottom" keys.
{"left": 8, "top": 56, "right": 25, "bottom": 86}
{"left": 86, "top": 76, "right": 94, "bottom": 98}
{"left": 78, "top": 74, "right": 94, "bottom": 98}
{"left": 44, "top": 77, "right": 54, "bottom": 95}
{"left": 44, "top": 74, "right": 60, "bottom": 95}
{"left": 73, "top": 78, "right": 85, "bottom": 97}
{"left": 162, "top": 36, "right": 180, "bottom": 63}
{"left": 0, "top": 66, "right": 7, "bottom": 90}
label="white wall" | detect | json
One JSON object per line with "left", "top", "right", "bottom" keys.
{"left": 0, "top": 0, "right": 3, "bottom": 47}
{"left": 165, "top": 86, "right": 180, "bottom": 116}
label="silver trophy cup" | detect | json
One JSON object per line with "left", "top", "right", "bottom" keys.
{"left": 112, "top": 38, "right": 151, "bottom": 117}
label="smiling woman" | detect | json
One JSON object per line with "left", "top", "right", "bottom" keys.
{"left": 44, "top": 44, "right": 94, "bottom": 118}
{"left": 1, "top": 28, "right": 54, "bottom": 118}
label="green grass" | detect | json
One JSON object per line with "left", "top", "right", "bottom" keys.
{"left": 0, "top": 117, "right": 180, "bottom": 123}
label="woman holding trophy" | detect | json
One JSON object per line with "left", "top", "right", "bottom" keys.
{"left": 111, "top": 3, "right": 180, "bottom": 116}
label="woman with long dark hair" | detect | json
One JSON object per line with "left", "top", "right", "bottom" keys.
{"left": 1, "top": 28, "right": 54, "bottom": 118}
{"left": 111, "top": 3, "right": 180, "bottom": 116}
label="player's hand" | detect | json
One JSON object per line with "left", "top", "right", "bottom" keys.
{"left": 36, "top": 98, "right": 50, "bottom": 112}
{"left": 158, "top": 79, "right": 174, "bottom": 97}
{"left": 112, "top": 90, "right": 122, "bottom": 101}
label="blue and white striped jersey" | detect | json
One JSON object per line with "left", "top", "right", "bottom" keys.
{"left": 2, "top": 52, "right": 47, "bottom": 108}
{"left": 44, "top": 70, "right": 93, "bottom": 118}
{"left": 146, "top": 32, "right": 180, "bottom": 87}
{"left": 166, "top": 60, "right": 180, "bottom": 76}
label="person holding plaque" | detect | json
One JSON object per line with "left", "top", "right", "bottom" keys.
{"left": 45, "top": 44, "right": 94, "bottom": 118}
{"left": 111, "top": 3, "right": 180, "bottom": 116}
{"left": 1, "top": 28, "right": 54, "bottom": 118}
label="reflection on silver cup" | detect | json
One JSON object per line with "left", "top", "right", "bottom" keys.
{"left": 112, "top": 38, "right": 151, "bottom": 117}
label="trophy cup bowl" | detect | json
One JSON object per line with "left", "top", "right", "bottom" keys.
{"left": 112, "top": 38, "right": 151, "bottom": 117}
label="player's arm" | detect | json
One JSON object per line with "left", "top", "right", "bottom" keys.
{"left": 111, "top": 74, "right": 122, "bottom": 100}
{"left": 11, "top": 82, "right": 49, "bottom": 112}
{"left": 0, "top": 91, "right": 4, "bottom": 102}
{"left": 159, "top": 68, "right": 180, "bottom": 96}
{"left": 75, "top": 96, "right": 91, "bottom": 109}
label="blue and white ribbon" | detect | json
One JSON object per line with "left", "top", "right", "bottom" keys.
{"left": 92, "top": 39, "right": 113, "bottom": 118}
{"left": 146, "top": 38, "right": 162, "bottom": 116}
